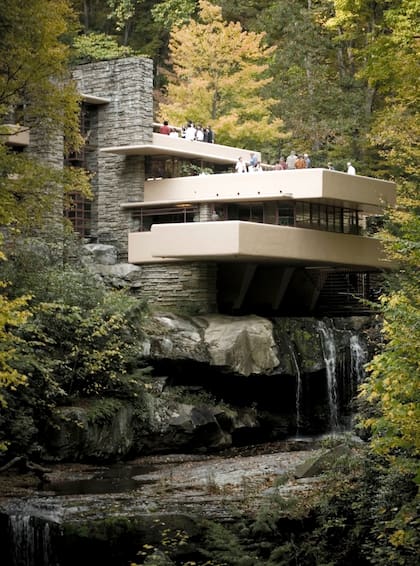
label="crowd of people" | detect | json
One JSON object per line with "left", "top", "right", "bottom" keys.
{"left": 275, "top": 151, "right": 312, "bottom": 170}
{"left": 158, "top": 122, "right": 357, "bottom": 174}
{"left": 236, "top": 151, "right": 356, "bottom": 175}
{"left": 159, "top": 120, "right": 215, "bottom": 143}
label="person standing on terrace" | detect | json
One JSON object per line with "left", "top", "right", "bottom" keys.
{"left": 347, "top": 161, "right": 356, "bottom": 175}
{"left": 235, "top": 156, "right": 247, "bottom": 173}
{"left": 274, "top": 157, "right": 287, "bottom": 170}
{"left": 286, "top": 150, "right": 298, "bottom": 169}
{"left": 205, "top": 126, "right": 214, "bottom": 143}
{"left": 159, "top": 120, "right": 171, "bottom": 134}
{"left": 196, "top": 125, "right": 204, "bottom": 141}
{"left": 295, "top": 154, "right": 307, "bottom": 169}
{"left": 185, "top": 122, "right": 196, "bottom": 141}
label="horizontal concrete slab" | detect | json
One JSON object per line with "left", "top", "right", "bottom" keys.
{"left": 121, "top": 169, "right": 395, "bottom": 214}
{"left": 101, "top": 133, "right": 260, "bottom": 164}
{"left": 128, "top": 221, "right": 394, "bottom": 270}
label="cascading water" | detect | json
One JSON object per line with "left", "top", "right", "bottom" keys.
{"left": 318, "top": 320, "right": 340, "bottom": 432}
{"left": 2, "top": 500, "right": 62, "bottom": 566}
{"left": 286, "top": 341, "right": 303, "bottom": 436}
{"left": 350, "top": 334, "right": 367, "bottom": 391}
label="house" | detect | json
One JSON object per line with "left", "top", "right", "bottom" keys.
{"left": 9, "top": 57, "right": 397, "bottom": 316}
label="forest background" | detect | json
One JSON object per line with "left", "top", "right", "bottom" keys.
{"left": 0, "top": 1, "right": 419, "bottom": 564}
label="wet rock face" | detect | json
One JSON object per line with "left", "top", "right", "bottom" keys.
{"left": 142, "top": 313, "right": 373, "bottom": 377}
{"left": 42, "top": 397, "right": 261, "bottom": 462}
{"left": 40, "top": 313, "right": 375, "bottom": 462}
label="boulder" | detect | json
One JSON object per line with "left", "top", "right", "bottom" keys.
{"left": 203, "top": 315, "right": 280, "bottom": 376}
{"left": 293, "top": 444, "right": 351, "bottom": 478}
{"left": 41, "top": 396, "right": 262, "bottom": 461}
{"left": 82, "top": 243, "right": 118, "bottom": 265}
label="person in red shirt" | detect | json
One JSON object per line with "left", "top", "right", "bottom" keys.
{"left": 159, "top": 120, "right": 171, "bottom": 135}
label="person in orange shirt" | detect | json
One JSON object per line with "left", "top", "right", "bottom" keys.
{"left": 295, "top": 154, "right": 307, "bottom": 169}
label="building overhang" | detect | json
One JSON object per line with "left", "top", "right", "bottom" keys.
{"left": 128, "top": 221, "right": 396, "bottom": 270}
{"left": 101, "top": 133, "right": 260, "bottom": 165}
{"left": 2, "top": 124, "right": 29, "bottom": 147}
{"left": 80, "top": 93, "right": 111, "bottom": 105}
{"left": 121, "top": 169, "right": 396, "bottom": 214}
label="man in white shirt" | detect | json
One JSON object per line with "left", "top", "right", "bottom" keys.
{"left": 347, "top": 161, "right": 356, "bottom": 175}
{"left": 235, "top": 157, "right": 247, "bottom": 173}
{"left": 185, "top": 122, "right": 196, "bottom": 141}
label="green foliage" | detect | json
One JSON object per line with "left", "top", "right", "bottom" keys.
{"left": 305, "top": 450, "right": 419, "bottom": 566}
{"left": 16, "top": 290, "right": 146, "bottom": 398}
{"left": 0, "top": 281, "right": 31, "bottom": 448}
{"left": 0, "top": 148, "right": 90, "bottom": 245}
{"left": 0, "top": 238, "right": 150, "bottom": 455}
{"left": 359, "top": 193, "right": 420, "bottom": 474}
{"left": 249, "top": 448, "right": 418, "bottom": 566}
{"left": 151, "top": 0, "right": 197, "bottom": 29}
{"left": 86, "top": 397, "right": 124, "bottom": 425}
{"left": 71, "top": 32, "right": 134, "bottom": 64}
{"left": 0, "top": 0, "right": 82, "bottom": 152}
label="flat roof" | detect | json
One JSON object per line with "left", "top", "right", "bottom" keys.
{"left": 100, "top": 133, "right": 260, "bottom": 165}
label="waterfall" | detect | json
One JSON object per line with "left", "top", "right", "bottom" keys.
{"left": 3, "top": 500, "right": 62, "bottom": 566}
{"left": 318, "top": 320, "right": 339, "bottom": 432}
{"left": 286, "top": 342, "right": 303, "bottom": 436}
{"left": 350, "top": 334, "right": 367, "bottom": 389}
{"left": 287, "top": 340, "right": 302, "bottom": 436}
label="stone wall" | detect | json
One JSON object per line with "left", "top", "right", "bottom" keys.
{"left": 26, "top": 127, "right": 65, "bottom": 237}
{"left": 73, "top": 57, "right": 154, "bottom": 259}
{"left": 140, "top": 262, "right": 218, "bottom": 314}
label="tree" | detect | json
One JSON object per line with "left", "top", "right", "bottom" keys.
{"left": 106, "top": 0, "right": 143, "bottom": 45}
{"left": 0, "top": 0, "right": 82, "bottom": 150}
{"left": 71, "top": 32, "right": 134, "bottom": 64}
{"left": 0, "top": 283, "right": 30, "bottom": 415}
{"left": 327, "top": 0, "right": 420, "bottom": 465}
{"left": 0, "top": 0, "right": 90, "bottom": 418}
{"left": 252, "top": 1, "right": 368, "bottom": 164}
{"left": 360, "top": 189, "right": 420, "bottom": 472}
{"left": 158, "top": 0, "right": 285, "bottom": 152}
{"left": 151, "top": 0, "right": 197, "bottom": 30}
{"left": 326, "top": 0, "right": 420, "bottom": 176}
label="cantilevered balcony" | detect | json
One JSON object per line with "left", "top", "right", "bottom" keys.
{"left": 123, "top": 168, "right": 395, "bottom": 214}
{"left": 128, "top": 220, "right": 393, "bottom": 270}
{"left": 3, "top": 124, "right": 29, "bottom": 147}
{"left": 101, "top": 132, "right": 259, "bottom": 165}
{"left": 126, "top": 168, "right": 396, "bottom": 270}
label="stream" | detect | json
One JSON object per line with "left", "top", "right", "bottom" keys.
{"left": 0, "top": 318, "right": 370, "bottom": 565}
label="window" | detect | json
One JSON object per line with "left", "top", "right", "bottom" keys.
{"left": 133, "top": 206, "right": 199, "bottom": 231}
{"left": 65, "top": 193, "right": 91, "bottom": 237}
{"left": 63, "top": 103, "right": 95, "bottom": 237}
{"left": 294, "top": 201, "right": 360, "bottom": 234}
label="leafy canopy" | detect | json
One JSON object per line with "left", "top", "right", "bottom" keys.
{"left": 71, "top": 32, "right": 134, "bottom": 64}
{"left": 0, "top": 0, "right": 82, "bottom": 150}
{"left": 0, "top": 0, "right": 90, "bottom": 411}
{"left": 360, "top": 192, "right": 420, "bottom": 473}
{"left": 159, "top": 0, "right": 285, "bottom": 149}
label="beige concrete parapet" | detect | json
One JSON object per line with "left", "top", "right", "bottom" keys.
{"left": 128, "top": 221, "right": 395, "bottom": 270}
{"left": 101, "top": 133, "right": 260, "bottom": 165}
{"left": 3, "top": 124, "right": 29, "bottom": 146}
{"left": 121, "top": 169, "right": 395, "bottom": 214}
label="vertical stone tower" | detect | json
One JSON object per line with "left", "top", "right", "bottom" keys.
{"left": 72, "top": 57, "right": 153, "bottom": 260}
